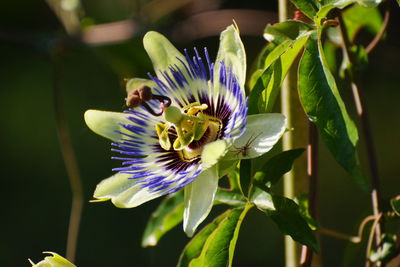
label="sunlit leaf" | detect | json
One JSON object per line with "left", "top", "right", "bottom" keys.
{"left": 254, "top": 148, "right": 305, "bottom": 188}
{"left": 142, "top": 191, "right": 185, "bottom": 247}
{"left": 298, "top": 32, "right": 369, "bottom": 191}
{"left": 343, "top": 5, "right": 383, "bottom": 42}
{"left": 296, "top": 195, "right": 319, "bottom": 230}
{"left": 289, "top": 0, "right": 320, "bottom": 19}
{"left": 264, "top": 20, "right": 314, "bottom": 44}
{"left": 248, "top": 34, "right": 310, "bottom": 114}
{"left": 178, "top": 205, "right": 252, "bottom": 267}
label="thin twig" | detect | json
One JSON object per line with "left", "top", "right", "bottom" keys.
{"left": 319, "top": 215, "right": 376, "bottom": 243}
{"left": 365, "top": 5, "right": 390, "bottom": 54}
{"left": 300, "top": 122, "right": 319, "bottom": 267}
{"left": 338, "top": 11, "right": 384, "bottom": 244}
{"left": 52, "top": 47, "right": 84, "bottom": 263}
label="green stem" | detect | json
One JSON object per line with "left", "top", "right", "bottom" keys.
{"left": 279, "top": 1, "right": 310, "bottom": 267}
{"left": 52, "top": 51, "right": 84, "bottom": 263}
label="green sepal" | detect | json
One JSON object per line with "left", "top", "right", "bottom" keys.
{"left": 29, "top": 252, "right": 76, "bottom": 267}
{"left": 215, "top": 25, "right": 246, "bottom": 90}
{"left": 177, "top": 205, "right": 252, "bottom": 267}
{"left": 142, "top": 191, "right": 184, "bottom": 247}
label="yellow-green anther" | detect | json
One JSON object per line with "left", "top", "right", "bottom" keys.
{"left": 164, "top": 106, "right": 183, "bottom": 124}
{"left": 194, "top": 120, "right": 209, "bottom": 140}
{"left": 155, "top": 122, "right": 171, "bottom": 150}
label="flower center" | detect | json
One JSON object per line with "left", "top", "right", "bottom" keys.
{"left": 155, "top": 102, "right": 222, "bottom": 161}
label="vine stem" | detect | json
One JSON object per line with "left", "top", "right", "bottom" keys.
{"left": 300, "top": 122, "right": 319, "bottom": 267}
{"left": 52, "top": 50, "right": 84, "bottom": 262}
{"left": 319, "top": 215, "right": 376, "bottom": 243}
{"left": 337, "top": 14, "right": 385, "bottom": 267}
{"left": 279, "top": 1, "right": 310, "bottom": 267}
{"left": 365, "top": 6, "right": 390, "bottom": 54}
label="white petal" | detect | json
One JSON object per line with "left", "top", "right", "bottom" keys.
{"left": 125, "top": 78, "right": 157, "bottom": 94}
{"left": 201, "top": 139, "right": 230, "bottom": 170}
{"left": 215, "top": 25, "right": 246, "bottom": 89}
{"left": 84, "top": 110, "right": 131, "bottom": 141}
{"left": 183, "top": 165, "right": 219, "bottom": 237}
{"left": 93, "top": 172, "right": 162, "bottom": 208}
{"left": 226, "top": 113, "right": 287, "bottom": 160}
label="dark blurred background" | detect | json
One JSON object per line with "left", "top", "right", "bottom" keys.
{"left": 1, "top": 0, "right": 399, "bottom": 266}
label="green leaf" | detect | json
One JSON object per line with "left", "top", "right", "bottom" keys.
{"left": 296, "top": 195, "right": 319, "bottom": 230}
{"left": 289, "top": 0, "right": 320, "bottom": 19}
{"left": 215, "top": 189, "right": 246, "bottom": 207}
{"left": 142, "top": 191, "right": 185, "bottom": 247}
{"left": 248, "top": 34, "right": 310, "bottom": 114}
{"left": 298, "top": 32, "right": 369, "bottom": 191}
{"left": 390, "top": 195, "right": 400, "bottom": 216}
{"left": 29, "top": 252, "right": 76, "bottom": 267}
{"left": 178, "top": 205, "right": 252, "bottom": 267}
{"left": 239, "top": 159, "right": 252, "bottom": 197}
{"left": 254, "top": 42, "right": 277, "bottom": 70}
{"left": 264, "top": 20, "right": 314, "bottom": 44}
{"left": 343, "top": 5, "right": 383, "bottom": 42}
{"left": 369, "top": 234, "right": 398, "bottom": 263}
{"left": 257, "top": 192, "right": 319, "bottom": 252}
{"left": 254, "top": 148, "right": 305, "bottom": 188}
{"left": 356, "top": 0, "right": 382, "bottom": 8}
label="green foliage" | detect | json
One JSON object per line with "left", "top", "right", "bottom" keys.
{"left": 177, "top": 205, "right": 252, "bottom": 267}
{"left": 342, "top": 5, "right": 383, "bottom": 42}
{"left": 289, "top": 0, "right": 320, "bottom": 19}
{"left": 369, "top": 234, "right": 398, "bottom": 263}
{"left": 142, "top": 191, "right": 185, "bottom": 247}
{"left": 254, "top": 148, "right": 305, "bottom": 188}
{"left": 251, "top": 189, "right": 318, "bottom": 252}
{"left": 296, "top": 195, "right": 319, "bottom": 230}
{"left": 248, "top": 22, "right": 311, "bottom": 114}
{"left": 298, "top": 32, "right": 368, "bottom": 191}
